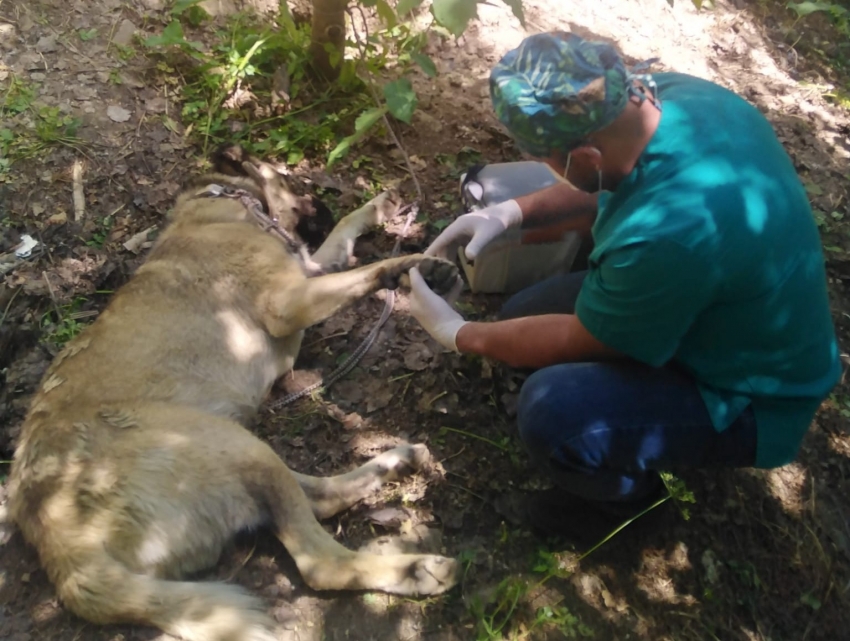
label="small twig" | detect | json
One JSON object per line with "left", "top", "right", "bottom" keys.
{"left": 0, "top": 285, "right": 22, "bottom": 330}
{"left": 577, "top": 494, "right": 672, "bottom": 562}
{"left": 70, "top": 624, "right": 89, "bottom": 641}
{"left": 398, "top": 376, "right": 413, "bottom": 404}
{"left": 72, "top": 159, "right": 85, "bottom": 221}
{"left": 42, "top": 271, "right": 63, "bottom": 322}
{"left": 104, "top": 14, "right": 120, "bottom": 56}
{"left": 224, "top": 538, "right": 257, "bottom": 581}
{"left": 438, "top": 445, "right": 466, "bottom": 464}
{"left": 387, "top": 371, "right": 415, "bottom": 383}
{"left": 347, "top": 5, "right": 423, "bottom": 201}
{"left": 439, "top": 426, "right": 510, "bottom": 452}
{"left": 446, "top": 482, "right": 486, "bottom": 502}
{"left": 426, "top": 390, "right": 448, "bottom": 407}
{"left": 303, "top": 330, "right": 348, "bottom": 348}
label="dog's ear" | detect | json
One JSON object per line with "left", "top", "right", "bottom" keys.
{"left": 211, "top": 144, "right": 250, "bottom": 176}
{"left": 295, "top": 196, "right": 336, "bottom": 249}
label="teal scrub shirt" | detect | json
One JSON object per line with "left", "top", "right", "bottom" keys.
{"left": 575, "top": 72, "right": 842, "bottom": 468}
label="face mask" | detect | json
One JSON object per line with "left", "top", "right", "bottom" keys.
{"left": 564, "top": 151, "right": 603, "bottom": 192}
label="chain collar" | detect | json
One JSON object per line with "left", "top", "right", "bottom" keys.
{"left": 197, "top": 183, "right": 304, "bottom": 256}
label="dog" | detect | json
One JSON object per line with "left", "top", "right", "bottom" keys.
{"left": 7, "top": 146, "right": 461, "bottom": 641}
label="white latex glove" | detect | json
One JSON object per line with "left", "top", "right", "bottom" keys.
{"left": 425, "top": 199, "right": 523, "bottom": 260}
{"left": 408, "top": 267, "right": 468, "bottom": 352}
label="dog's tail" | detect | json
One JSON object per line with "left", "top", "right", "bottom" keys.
{"left": 57, "top": 555, "right": 276, "bottom": 641}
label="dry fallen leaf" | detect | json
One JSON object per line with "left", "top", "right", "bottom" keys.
{"left": 403, "top": 343, "right": 433, "bottom": 371}
{"left": 46, "top": 211, "right": 67, "bottom": 225}
{"left": 366, "top": 507, "right": 411, "bottom": 529}
{"left": 107, "top": 105, "right": 132, "bottom": 123}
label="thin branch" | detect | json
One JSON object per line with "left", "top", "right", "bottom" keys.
{"left": 346, "top": 5, "right": 423, "bottom": 202}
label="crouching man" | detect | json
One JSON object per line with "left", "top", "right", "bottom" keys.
{"left": 407, "top": 32, "right": 841, "bottom": 544}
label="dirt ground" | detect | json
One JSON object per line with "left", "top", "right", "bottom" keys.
{"left": 2, "top": 0, "right": 850, "bottom": 639}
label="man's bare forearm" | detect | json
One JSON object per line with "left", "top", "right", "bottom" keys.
{"left": 514, "top": 182, "right": 599, "bottom": 230}
{"left": 454, "top": 314, "right": 621, "bottom": 369}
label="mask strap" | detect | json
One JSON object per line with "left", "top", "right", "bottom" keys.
{"left": 627, "top": 59, "right": 662, "bottom": 112}
{"left": 563, "top": 151, "right": 603, "bottom": 192}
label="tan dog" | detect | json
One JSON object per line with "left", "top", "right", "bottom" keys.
{"left": 7, "top": 148, "right": 460, "bottom": 641}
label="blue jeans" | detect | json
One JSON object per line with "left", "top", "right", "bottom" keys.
{"left": 501, "top": 272, "right": 758, "bottom": 504}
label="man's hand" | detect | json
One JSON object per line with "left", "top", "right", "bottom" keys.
{"left": 425, "top": 199, "right": 522, "bottom": 260}
{"left": 408, "top": 267, "right": 468, "bottom": 351}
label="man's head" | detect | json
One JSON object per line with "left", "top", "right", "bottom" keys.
{"left": 490, "top": 32, "right": 660, "bottom": 191}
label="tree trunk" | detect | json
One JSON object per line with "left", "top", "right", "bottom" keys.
{"left": 310, "top": 0, "right": 348, "bottom": 81}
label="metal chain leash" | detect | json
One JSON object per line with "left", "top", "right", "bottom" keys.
{"left": 266, "top": 203, "right": 420, "bottom": 410}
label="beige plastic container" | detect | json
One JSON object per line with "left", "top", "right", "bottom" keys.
{"left": 458, "top": 161, "right": 583, "bottom": 294}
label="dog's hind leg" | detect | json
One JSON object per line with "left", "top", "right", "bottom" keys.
{"left": 292, "top": 443, "right": 431, "bottom": 519}
{"left": 257, "top": 452, "right": 459, "bottom": 596}
{"left": 309, "top": 191, "right": 398, "bottom": 271}
{"left": 53, "top": 553, "right": 276, "bottom": 641}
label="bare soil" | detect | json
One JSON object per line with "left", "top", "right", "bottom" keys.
{"left": 2, "top": 1, "right": 850, "bottom": 640}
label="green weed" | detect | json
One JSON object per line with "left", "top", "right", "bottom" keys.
{"left": 0, "top": 75, "right": 84, "bottom": 178}
{"left": 464, "top": 549, "right": 593, "bottom": 640}
{"left": 139, "top": 1, "right": 526, "bottom": 167}
{"left": 86, "top": 216, "right": 114, "bottom": 249}
{"left": 41, "top": 297, "right": 92, "bottom": 348}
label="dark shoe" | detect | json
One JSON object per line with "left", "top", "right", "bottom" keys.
{"left": 494, "top": 484, "right": 671, "bottom": 547}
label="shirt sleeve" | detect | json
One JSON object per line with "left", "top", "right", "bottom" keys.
{"left": 575, "top": 238, "right": 716, "bottom": 367}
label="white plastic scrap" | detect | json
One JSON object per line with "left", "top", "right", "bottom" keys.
{"left": 14, "top": 234, "right": 39, "bottom": 258}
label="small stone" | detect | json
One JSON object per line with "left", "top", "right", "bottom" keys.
{"left": 0, "top": 23, "right": 17, "bottom": 49}
{"left": 73, "top": 86, "right": 97, "bottom": 101}
{"left": 107, "top": 105, "right": 131, "bottom": 122}
{"left": 144, "top": 96, "right": 167, "bottom": 113}
{"left": 29, "top": 72, "right": 46, "bottom": 82}
{"left": 18, "top": 14, "right": 35, "bottom": 32}
{"left": 119, "top": 72, "right": 146, "bottom": 89}
{"left": 113, "top": 19, "right": 137, "bottom": 48}
{"left": 47, "top": 211, "right": 68, "bottom": 225}
{"left": 35, "top": 35, "right": 57, "bottom": 53}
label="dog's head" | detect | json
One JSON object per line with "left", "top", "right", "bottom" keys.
{"left": 173, "top": 145, "right": 335, "bottom": 248}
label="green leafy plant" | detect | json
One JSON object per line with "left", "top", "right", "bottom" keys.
{"left": 660, "top": 471, "right": 696, "bottom": 520}
{"left": 786, "top": 0, "right": 850, "bottom": 75}
{"left": 141, "top": 1, "right": 526, "bottom": 166}
{"left": 143, "top": 6, "right": 372, "bottom": 160}
{"left": 86, "top": 215, "right": 114, "bottom": 249}
{"left": 41, "top": 297, "right": 92, "bottom": 348}
{"left": 0, "top": 76, "right": 84, "bottom": 176}
{"left": 464, "top": 549, "right": 593, "bottom": 640}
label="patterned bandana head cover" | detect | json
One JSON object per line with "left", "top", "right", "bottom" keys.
{"left": 490, "top": 31, "right": 659, "bottom": 157}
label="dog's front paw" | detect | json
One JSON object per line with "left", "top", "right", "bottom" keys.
{"left": 379, "top": 255, "right": 459, "bottom": 292}
{"left": 416, "top": 256, "right": 461, "bottom": 295}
